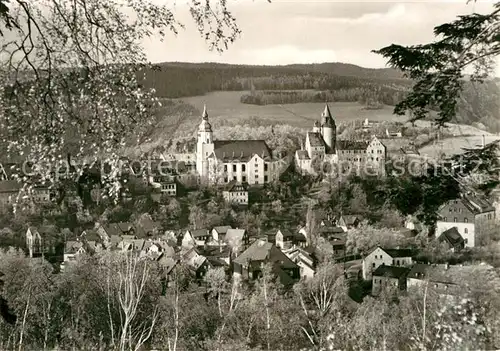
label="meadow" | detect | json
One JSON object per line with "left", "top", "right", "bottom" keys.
{"left": 418, "top": 135, "right": 500, "bottom": 159}
{"left": 178, "top": 91, "right": 403, "bottom": 128}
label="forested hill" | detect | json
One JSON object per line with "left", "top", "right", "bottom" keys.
{"left": 138, "top": 61, "right": 500, "bottom": 132}
{"left": 138, "top": 61, "right": 410, "bottom": 98}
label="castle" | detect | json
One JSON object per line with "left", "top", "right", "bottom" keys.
{"left": 196, "top": 106, "right": 288, "bottom": 185}
{"left": 295, "top": 104, "right": 386, "bottom": 176}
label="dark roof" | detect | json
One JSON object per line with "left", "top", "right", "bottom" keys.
{"left": 319, "top": 226, "right": 345, "bottom": 234}
{"left": 233, "top": 239, "right": 298, "bottom": 270}
{"left": 0, "top": 180, "right": 21, "bottom": 193}
{"left": 189, "top": 229, "right": 209, "bottom": 238}
{"left": 321, "top": 105, "right": 335, "bottom": 128}
{"left": 206, "top": 256, "right": 229, "bottom": 267}
{"left": 373, "top": 264, "right": 410, "bottom": 279}
{"left": 212, "top": 226, "right": 232, "bottom": 235}
{"left": 378, "top": 138, "right": 412, "bottom": 151}
{"left": 383, "top": 248, "right": 414, "bottom": 258}
{"left": 340, "top": 215, "right": 362, "bottom": 226}
{"left": 336, "top": 140, "right": 368, "bottom": 151}
{"left": 277, "top": 229, "right": 294, "bottom": 240}
{"left": 462, "top": 194, "right": 495, "bottom": 213}
{"left": 296, "top": 150, "right": 310, "bottom": 160}
{"left": 438, "top": 227, "right": 464, "bottom": 246}
{"left": 307, "top": 132, "right": 325, "bottom": 147}
{"left": 81, "top": 229, "right": 101, "bottom": 242}
{"left": 213, "top": 140, "right": 272, "bottom": 162}
{"left": 225, "top": 180, "right": 248, "bottom": 192}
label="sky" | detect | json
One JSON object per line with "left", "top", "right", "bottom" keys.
{"left": 143, "top": 0, "right": 500, "bottom": 76}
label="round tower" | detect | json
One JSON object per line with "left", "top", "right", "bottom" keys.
{"left": 320, "top": 104, "right": 336, "bottom": 153}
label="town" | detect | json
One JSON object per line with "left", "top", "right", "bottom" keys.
{"left": 0, "top": 103, "right": 499, "bottom": 350}
{"left": 1, "top": 0, "right": 500, "bottom": 349}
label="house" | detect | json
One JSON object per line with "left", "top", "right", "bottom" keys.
{"left": 338, "top": 215, "right": 363, "bottom": 232}
{"left": 96, "top": 222, "right": 136, "bottom": 245}
{"left": 385, "top": 127, "right": 403, "bottom": 138}
{"left": 437, "top": 227, "right": 465, "bottom": 252}
{"left": 208, "top": 225, "right": 232, "bottom": 246}
{"left": 330, "top": 235, "right": 347, "bottom": 257}
{"left": 404, "top": 215, "right": 423, "bottom": 232}
{"left": 222, "top": 181, "right": 249, "bottom": 205}
{"left": 372, "top": 264, "right": 410, "bottom": 296}
{"left": 182, "top": 247, "right": 210, "bottom": 280}
{"left": 0, "top": 180, "right": 21, "bottom": 208}
{"left": 63, "top": 241, "right": 85, "bottom": 263}
{"left": 182, "top": 229, "right": 210, "bottom": 248}
{"left": 285, "top": 247, "right": 316, "bottom": 279}
{"left": 26, "top": 226, "right": 63, "bottom": 258}
{"left": 362, "top": 246, "right": 413, "bottom": 280}
{"left": 406, "top": 263, "right": 500, "bottom": 298}
{"left": 435, "top": 194, "right": 496, "bottom": 248}
{"left": 135, "top": 216, "right": 162, "bottom": 238}
{"left": 225, "top": 228, "right": 248, "bottom": 255}
{"left": 275, "top": 229, "right": 307, "bottom": 250}
{"left": 233, "top": 239, "right": 300, "bottom": 285}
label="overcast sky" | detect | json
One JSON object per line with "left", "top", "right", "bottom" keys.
{"left": 143, "top": 0, "right": 500, "bottom": 76}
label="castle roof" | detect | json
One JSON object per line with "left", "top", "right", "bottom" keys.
{"left": 336, "top": 140, "right": 369, "bottom": 150}
{"left": 307, "top": 132, "right": 326, "bottom": 147}
{"left": 321, "top": 104, "right": 335, "bottom": 128}
{"left": 213, "top": 140, "right": 272, "bottom": 162}
{"left": 198, "top": 104, "right": 212, "bottom": 132}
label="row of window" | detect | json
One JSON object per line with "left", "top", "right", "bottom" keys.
{"left": 443, "top": 217, "right": 469, "bottom": 223}
{"left": 223, "top": 163, "right": 270, "bottom": 172}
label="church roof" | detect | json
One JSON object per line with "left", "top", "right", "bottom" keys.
{"left": 213, "top": 140, "right": 272, "bottom": 161}
{"left": 336, "top": 140, "right": 369, "bottom": 150}
{"left": 307, "top": 132, "right": 326, "bottom": 147}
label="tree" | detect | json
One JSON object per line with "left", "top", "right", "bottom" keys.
{"left": 373, "top": 2, "right": 500, "bottom": 195}
{"left": 373, "top": 3, "right": 500, "bottom": 126}
{"left": 0, "top": 0, "right": 241, "bottom": 198}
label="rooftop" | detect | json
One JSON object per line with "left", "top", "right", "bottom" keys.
{"left": 213, "top": 140, "right": 272, "bottom": 162}
{"left": 373, "top": 264, "right": 410, "bottom": 279}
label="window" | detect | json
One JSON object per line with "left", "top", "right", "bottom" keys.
{"left": 224, "top": 177, "right": 228, "bottom": 183}
{"left": 464, "top": 228, "right": 468, "bottom": 234}
{"left": 372, "top": 263, "right": 375, "bottom": 268}
{"left": 465, "top": 238, "right": 468, "bottom": 244}
{"left": 242, "top": 176, "right": 246, "bottom": 182}
{"left": 224, "top": 165, "right": 227, "bottom": 172}
{"left": 488, "top": 213, "right": 492, "bottom": 220}
{"left": 264, "top": 175, "right": 268, "bottom": 182}
{"left": 242, "top": 164, "right": 246, "bottom": 172}
{"left": 396, "top": 260, "right": 400, "bottom": 265}
{"left": 233, "top": 176, "right": 237, "bottom": 181}
{"left": 255, "top": 175, "right": 258, "bottom": 179}
{"left": 233, "top": 164, "right": 237, "bottom": 172}
{"left": 449, "top": 208, "right": 452, "bottom": 212}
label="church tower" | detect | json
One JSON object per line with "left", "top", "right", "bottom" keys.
{"left": 196, "top": 105, "right": 214, "bottom": 180}
{"left": 320, "top": 104, "right": 336, "bottom": 153}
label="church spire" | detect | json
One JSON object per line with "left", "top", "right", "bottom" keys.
{"left": 321, "top": 104, "right": 332, "bottom": 119}
{"left": 202, "top": 104, "right": 208, "bottom": 120}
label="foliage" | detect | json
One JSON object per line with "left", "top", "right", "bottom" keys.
{"left": 373, "top": 3, "right": 500, "bottom": 126}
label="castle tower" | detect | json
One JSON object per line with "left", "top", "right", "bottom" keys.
{"left": 320, "top": 104, "right": 336, "bottom": 153}
{"left": 196, "top": 105, "right": 214, "bottom": 180}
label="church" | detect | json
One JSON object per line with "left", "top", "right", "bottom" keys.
{"left": 196, "top": 106, "right": 288, "bottom": 185}
{"left": 295, "top": 104, "right": 387, "bottom": 176}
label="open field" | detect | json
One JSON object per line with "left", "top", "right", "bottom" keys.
{"left": 418, "top": 135, "right": 500, "bottom": 159}
{"left": 177, "top": 91, "right": 403, "bottom": 127}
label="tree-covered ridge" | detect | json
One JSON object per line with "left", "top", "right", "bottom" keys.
{"left": 138, "top": 61, "right": 500, "bottom": 132}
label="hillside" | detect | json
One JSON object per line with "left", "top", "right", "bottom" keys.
{"left": 138, "top": 62, "right": 500, "bottom": 132}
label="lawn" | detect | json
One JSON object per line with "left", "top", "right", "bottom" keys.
{"left": 177, "top": 91, "right": 404, "bottom": 128}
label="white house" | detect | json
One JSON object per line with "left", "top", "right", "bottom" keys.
{"left": 372, "top": 265, "right": 410, "bottom": 296}
{"left": 284, "top": 247, "right": 316, "bottom": 279}
{"left": 182, "top": 229, "right": 210, "bottom": 248}
{"left": 435, "top": 194, "right": 496, "bottom": 248}
{"left": 208, "top": 226, "right": 232, "bottom": 246}
{"left": 362, "top": 246, "right": 413, "bottom": 280}
{"left": 222, "top": 181, "right": 249, "bottom": 205}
